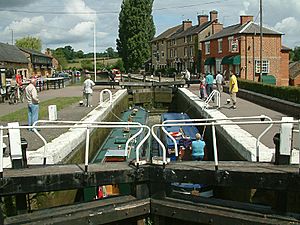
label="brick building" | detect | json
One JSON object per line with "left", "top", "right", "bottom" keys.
{"left": 151, "top": 25, "right": 181, "bottom": 70}
{"left": 19, "top": 47, "right": 53, "bottom": 78}
{"left": 151, "top": 11, "right": 223, "bottom": 73}
{"left": 201, "top": 15, "right": 289, "bottom": 86}
{"left": 0, "top": 42, "right": 29, "bottom": 79}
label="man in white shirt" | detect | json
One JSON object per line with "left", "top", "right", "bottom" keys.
{"left": 83, "top": 74, "right": 95, "bottom": 107}
{"left": 25, "top": 77, "right": 39, "bottom": 130}
{"left": 215, "top": 71, "right": 224, "bottom": 94}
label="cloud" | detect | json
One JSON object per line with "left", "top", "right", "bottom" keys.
{"left": 4, "top": 16, "right": 45, "bottom": 35}
{"left": 64, "top": 0, "right": 97, "bottom": 21}
{"left": 1, "top": 0, "right": 300, "bottom": 51}
{"left": 0, "top": 0, "right": 37, "bottom": 8}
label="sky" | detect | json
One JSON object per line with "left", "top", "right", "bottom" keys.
{"left": 0, "top": 0, "right": 299, "bottom": 53}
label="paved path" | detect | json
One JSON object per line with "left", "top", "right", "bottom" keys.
{"left": 189, "top": 85, "right": 286, "bottom": 148}
{"left": 1, "top": 85, "right": 119, "bottom": 151}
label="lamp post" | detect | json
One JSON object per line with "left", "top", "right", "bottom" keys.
{"left": 93, "top": 22, "right": 97, "bottom": 81}
{"left": 259, "top": 0, "right": 263, "bottom": 82}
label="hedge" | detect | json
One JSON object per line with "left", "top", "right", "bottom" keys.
{"left": 238, "top": 79, "right": 300, "bottom": 104}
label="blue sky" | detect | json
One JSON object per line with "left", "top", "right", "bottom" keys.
{"left": 0, "top": 0, "right": 299, "bottom": 52}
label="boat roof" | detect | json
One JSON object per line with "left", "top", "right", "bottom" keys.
{"left": 93, "top": 107, "right": 148, "bottom": 162}
{"left": 162, "top": 113, "right": 199, "bottom": 148}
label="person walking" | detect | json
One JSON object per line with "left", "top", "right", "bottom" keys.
{"left": 83, "top": 74, "right": 95, "bottom": 107}
{"left": 191, "top": 133, "right": 206, "bottom": 161}
{"left": 205, "top": 72, "right": 214, "bottom": 101}
{"left": 185, "top": 69, "right": 191, "bottom": 87}
{"left": 215, "top": 71, "right": 223, "bottom": 94}
{"left": 229, "top": 71, "right": 238, "bottom": 109}
{"left": 25, "top": 77, "right": 39, "bottom": 130}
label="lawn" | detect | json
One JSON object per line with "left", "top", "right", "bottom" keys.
{"left": 67, "top": 58, "right": 120, "bottom": 69}
{"left": 0, "top": 97, "right": 82, "bottom": 122}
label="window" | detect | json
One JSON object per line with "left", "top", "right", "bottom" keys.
{"left": 190, "top": 46, "right": 193, "bottom": 57}
{"left": 170, "top": 49, "right": 173, "bottom": 58}
{"left": 218, "top": 39, "right": 223, "bottom": 53}
{"left": 205, "top": 42, "right": 210, "bottom": 55}
{"left": 216, "top": 58, "right": 223, "bottom": 73}
{"left": 184, "top": 47, "right": 188, "bottom": 56}
{"left": 255, "top": 60, "right": 270, "bottom": 73}
{"left": 174, "top": 49, "right": 177, "bottom": 57}
{"left": 188, "top": 35, "right": 192, "bottom": 42}
{"left": 228, "top": 36, "right": 239, "bottom": 53}
{"left": 161, "top": 51, "right": 164, "bottom": 58}
{"left": 171, "top": 39, "right": 176, "bottom": 45}
{"left": 184, "top": 37, "right": 187, "bottom": 43}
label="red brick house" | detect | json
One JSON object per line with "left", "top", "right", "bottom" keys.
{"left": 201, "top": 15, "right": 289, "bottom": 86}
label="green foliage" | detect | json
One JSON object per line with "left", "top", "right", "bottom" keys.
{"left": 117, "top": 0, "right": 155, "bottom": 72}
{"left": 113, "top": 59, "right": 125, "bottom": 72}
{"left": 238, "top": 79, "right": 300, "bottom": 104}
{"left": 52, "top": 48, "right": 68, "bottom": 70}
{"left": 15, "top": 36, "right": 42, "bottom": 51}
{"left": 290, "top": 46, "right": 300, "bottom": 62}
{"left": 106, "top": 47, "right": 119, "bottom": 58}
{"left": 81, "top": 60, "right": 94, "bottom": 71}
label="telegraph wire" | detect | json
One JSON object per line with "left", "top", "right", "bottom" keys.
{"left": 0, "top": 0, "right": 233, "bottom": 15}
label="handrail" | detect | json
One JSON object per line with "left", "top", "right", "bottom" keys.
{"left": 162, "top": 115, "right": 271, "bottom": 163}
{"left": 256, "top": 115, "right": 273, "bottom": 162}
{"left": 152, "top": 119, "right": 300, "bottom": 170}
{"left": 32, "top": 120, "right": 146, "bottom": 165}
{"left": 202, "top": 90, "right": 220, "bottom": 109}
{"left": 0, "top": 126, "right": 3, "bottom": 178}
{"left": 99, "top": 89, "right": 112, "bottom": 106}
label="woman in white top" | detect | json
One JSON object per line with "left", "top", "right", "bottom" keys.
{"left": 83, "top": 74, "right": 95, "bottom": 107}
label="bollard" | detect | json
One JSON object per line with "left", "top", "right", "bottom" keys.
{"left": 273, "top": 133, "right": 290, "bottom": 165}
{"left": 21, "top": 138, "right": 28, "bottom": 168}
{"left": 173, "top": 72, "right": 176, "bottom": 82}
{"left": 158, "top": 72, "right": 161, "bottom": 82}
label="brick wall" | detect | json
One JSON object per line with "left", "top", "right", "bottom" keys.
{"left": 202, "top": 34, "right": 289, "bottom": 86}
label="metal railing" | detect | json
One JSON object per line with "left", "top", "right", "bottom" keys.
{"left": 0, "top": 121, "right": 151, "bottom": 175}
{"left": 152, "top": 117, "right": 299, "bottom": 171}
{"left": 99, "top": 89, "right": 112, "bottom": 106}
{"left": 202, "top": 90, "right": 220, "bottom": 110}
{"left": 1, "top": 117, "right": 299, "bottom": 178}
{"left": 155, "top": 115, "right": 272, "bottom": 165}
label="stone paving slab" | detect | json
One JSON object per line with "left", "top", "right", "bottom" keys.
{"left": 189, "top": 85, "right": 287, "bottom": 148}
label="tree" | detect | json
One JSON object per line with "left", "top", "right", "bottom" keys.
{"left": 106, "top": 47, "right": 118, "bottom": 58}
{"left": 15, "top": 36, "right": 42, "bottom": 51}
{"left": 81, "top": 60, "right": 94, "bottom": 71}
{"left": 116, "top": 0, "right": 155, "bottom": 71}
{"left": 291, "top": 46, "right": 300, "bottom": 62}
{"left": 52, "top": 48, "right": 68, "bottom": 70}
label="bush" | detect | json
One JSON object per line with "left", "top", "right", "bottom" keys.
{"left": 238, "top": 79, "right": 300, "bottom": 104}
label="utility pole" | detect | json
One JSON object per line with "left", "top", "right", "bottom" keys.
{"left": 9, "top": 28, "right": 14, "bottom": 45}
{"left": 259, "top": 0, "right": 263, "bottom": 82}
{"left": 93, "top": 22, "right": 97, "bottom": 82}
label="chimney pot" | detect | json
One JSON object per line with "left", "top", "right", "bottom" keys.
{"left": 240, "top": 15, "right": 254, "bottom": 25}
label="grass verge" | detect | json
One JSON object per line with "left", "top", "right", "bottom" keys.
{"left": 0, "top": 97, "right": 82, "bottom": 122}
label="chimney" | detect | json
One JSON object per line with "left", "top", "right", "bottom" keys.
{"left": 210, "top": 10, "right": 218, "bottom": 22}
{"left": 212, "top": 23, "right": 223, "bottom": 34}
{"left": 182, "top": 20, "right": 192, "bottom": 31}
{"left": 198, "top": 15, "right": 208, "bottom": 26}
{"left": 240, "top": 15, "right": 253, "bottom": 25}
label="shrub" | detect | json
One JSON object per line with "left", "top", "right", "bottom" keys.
{"left": 238, "top": 79, "right": 300, "bottom": 104}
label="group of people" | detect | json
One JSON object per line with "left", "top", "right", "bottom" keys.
{"left": 199, "top": 71, "right": 239, "bottom": 109}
